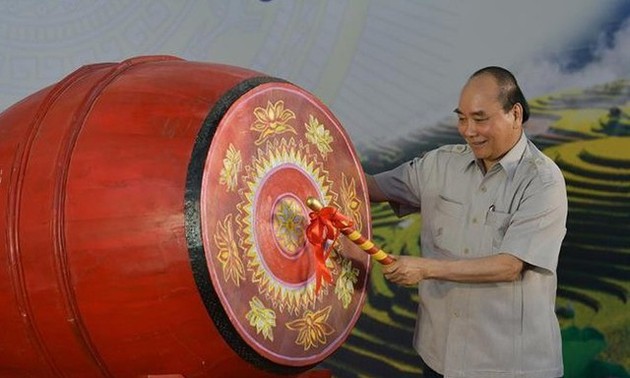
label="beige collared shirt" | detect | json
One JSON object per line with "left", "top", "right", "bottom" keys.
{"left": 373, "top": 133, "right": 567, "bottom": 378}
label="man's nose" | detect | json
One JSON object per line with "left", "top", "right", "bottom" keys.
{"left": 462, "top": 120, "right": 477, "bottom": 136}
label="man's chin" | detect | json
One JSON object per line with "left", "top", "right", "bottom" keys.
{"left": 470, "top": 149, "right": 487, "bottom": 159}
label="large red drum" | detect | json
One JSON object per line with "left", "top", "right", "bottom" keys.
{"left": 0, "top": 56, "right": 371, "bottom": 377}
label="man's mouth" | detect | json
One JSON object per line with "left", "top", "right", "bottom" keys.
{"left": 469, "top": 140, "right": 487, "bottom": 147}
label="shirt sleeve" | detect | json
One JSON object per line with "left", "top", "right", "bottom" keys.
{"left": 372, "top": 156, "right": 427, "bottom": 217}
{"left": 499, "top": 174, "right": 568, "bottom": 273}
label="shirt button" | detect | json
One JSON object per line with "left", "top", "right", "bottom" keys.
{"left": 454, "top": 311, "right": 460, "bottom": 318}
{"left": 464, "top": 248, "right": 469, "bottom": 254}
{"left": 480, "top": 186, "right": 487, "bottom": 192}
{"left": 472, "top": 217, "right": 478, "bottom": 224}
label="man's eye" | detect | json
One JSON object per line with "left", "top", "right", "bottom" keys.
{"left": 474, "top": 117, "right": 489, "bottom": 122}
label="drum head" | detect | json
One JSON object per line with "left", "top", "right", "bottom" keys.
{"left": 185, "top": 78, "right": 371, "bottom": 370}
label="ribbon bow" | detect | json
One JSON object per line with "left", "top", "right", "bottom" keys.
{"left": 305, "top": 206, "right": 354, "bottom": 295}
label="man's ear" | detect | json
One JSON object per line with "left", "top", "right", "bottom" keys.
{"left": 512, "top": 103, "right": 523, "bottom": 126}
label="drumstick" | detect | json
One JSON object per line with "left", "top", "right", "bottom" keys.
{"left": 306, "top": 197, "right": 394, "bottom": 265}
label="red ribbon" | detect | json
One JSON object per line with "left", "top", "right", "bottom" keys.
{"left": 305, "top": 206, "right": 354, "bottom": 294}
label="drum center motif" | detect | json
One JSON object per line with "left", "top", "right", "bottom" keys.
{"left": 272, "top": 194, "right": 307, "bottom": 258}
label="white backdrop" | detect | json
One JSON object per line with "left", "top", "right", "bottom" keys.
{"left": 0, "top": 0, "right": 625, "bottom": 149}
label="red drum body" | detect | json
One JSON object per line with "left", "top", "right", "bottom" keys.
{"left": 0, "top": 56, "right": 370, "bottom": 377}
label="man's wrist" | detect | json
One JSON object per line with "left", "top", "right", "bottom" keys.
{"left": 419, "top": 257, "right": 441, "bottom": 280}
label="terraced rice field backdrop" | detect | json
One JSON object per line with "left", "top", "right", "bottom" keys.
{"left": 319, "top": 80, "right": 630, "bottom": 378}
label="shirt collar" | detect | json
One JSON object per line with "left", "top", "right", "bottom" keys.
{"left": 498, "top": 132, "right": 527, "bottom": 180}
{"left": 463, "top": 132, "right": 527, "bottom": 179}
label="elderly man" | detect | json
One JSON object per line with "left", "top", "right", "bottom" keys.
{"left": 367, "top": 66, "right": 567, "bottom": 378}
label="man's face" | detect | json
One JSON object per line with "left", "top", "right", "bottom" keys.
{"left": 455, "top": 74, "right": 522, "bottom": 170}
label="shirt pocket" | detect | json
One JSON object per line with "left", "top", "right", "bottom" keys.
{"left": 432, "top": 196, "right": 464, "bottom": 254}
{"left": 482, "top": 209, "right": 512, "bottom": 254}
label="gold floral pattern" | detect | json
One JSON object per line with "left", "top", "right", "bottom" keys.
{"left": 340, "top": 173, "right": 362, "bottom": 232}
{"left": 305, "top": 114, "right": 333, "bottom": 158}
{"left": 219, "top": 143, "right": 242, "bottom": 192}
{"left": 202, "top": 89, "right": 371, "bottom": 360}
{"left": 251, "top": 100, "right": 296, "bottom": 145}
{"left": 245, "top": 296, "right": 276, "bottom": 341}
{"left": 272, "top": 197, "right": 306, "bottom": 255}
{"left": 285, "top": 306, "right": 335, "bottom": 351}
{"left": 214, "top": 214, "right": 245, "bottom": 286}
{"left": 335, "top": 257, "right": 359, "bottom": 308}
{"left": 239, "top": 138, "right": 336, "bottom": 315}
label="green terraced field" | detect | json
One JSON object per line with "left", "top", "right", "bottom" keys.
{"left": 544, "top": 136, "right": 629, "bottom": 370}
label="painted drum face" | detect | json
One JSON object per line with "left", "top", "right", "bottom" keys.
{"left": 191, "top": 82, "right": 371, "bottom": 367}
